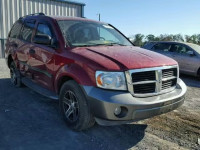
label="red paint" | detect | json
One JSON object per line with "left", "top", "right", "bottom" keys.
{"left": 5, "top": 16, "right": 177, "bottom": 94}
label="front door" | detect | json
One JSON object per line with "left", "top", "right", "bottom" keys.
{"left": 169, "top": 44, "right": 198, "bottom": 75}
{"left": 28, "top": 22, "right": 55, "bottom": 91}
{"left": 151, "top": 43, "right": 173, "bottom": 58}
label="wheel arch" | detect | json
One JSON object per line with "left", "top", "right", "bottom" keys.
{"left": 57, "top": 75, "right": 74, "bottom": 95}
{"left": 55, "top": 64, "right": 96, "bottom": 94}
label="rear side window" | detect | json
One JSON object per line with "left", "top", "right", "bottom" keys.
{"left": 152, "top": 43, "right": 171, "bottom": 52}
{"left": 170, "top": 44, "right": 191, "bottom": 54}
{"left": 9, "top": 21, "right": 23, "bottom": 38}
{"left": 21, "top": 21, "right": 35, "bottom": 42}
{"left": 36, "top": 24, "right": 52, "bottom": 37}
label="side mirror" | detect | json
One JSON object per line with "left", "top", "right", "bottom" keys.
{"left": 186, "top": 51, "right": 195, "bottom": 56}
{"left": 33, "top": 35, "right": 51, "bottom": 45}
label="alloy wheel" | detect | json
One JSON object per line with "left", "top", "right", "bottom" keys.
{"left": 63, "top": 90, "right": 79, "bottom": 123}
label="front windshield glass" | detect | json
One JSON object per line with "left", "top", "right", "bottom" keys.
{"left": 58, "top": 20, "right": 132, "bottom": 47}
{"left": 187, "top": 43, "right": 200, "bottom": 54}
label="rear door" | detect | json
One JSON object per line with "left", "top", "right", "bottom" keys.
{"left": 6, "top": 20, "right": 23, "bottom": 64}
{"left": 28, "top": 21, "right": 55, "bottom": 91}
{"left": 16, "top": 19, "right": 36, "bottom": 77}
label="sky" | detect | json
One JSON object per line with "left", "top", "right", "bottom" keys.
{"left": 81, "top": 0, "right": 200, "bottom": 37}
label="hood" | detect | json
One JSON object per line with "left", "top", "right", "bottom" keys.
{"left": 71, "top": 46, "right": 177, "bottom": 71}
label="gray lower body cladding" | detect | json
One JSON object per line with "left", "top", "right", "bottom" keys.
{"left": 81, "top": 78, "right": 187, "bottom": 126}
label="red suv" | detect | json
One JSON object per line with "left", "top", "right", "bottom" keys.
{"left": 5, "top": 13, "right": 187, "bottom": 131}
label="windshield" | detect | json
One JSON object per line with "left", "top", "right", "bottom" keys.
{"left": 187, "top": 43, "right": 200, "bottom": 54}
{"left": 58, "top": 20, "right": 132, "bottom": 47}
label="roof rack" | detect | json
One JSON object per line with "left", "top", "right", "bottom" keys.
{"left": 20, "top": 12, "right": 45, "bottom": 19}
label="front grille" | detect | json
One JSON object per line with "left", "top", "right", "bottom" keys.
{"left": 134, "top": 83, "right": 156, "bottom": 94}
{"left": 162, "top": 79, "right": 177, "bottom": 90}
{"left": 128, "top": 66, "right": 178, "bottom": 96}
{"left": 131, "top": 71, "right": 155, "bottom": 82}
{"left": 162, "top": 68, "right": 177, "bottom": 78}
{"left": 131, "top": 71, "right": 156, "bottom": 94}
{"left": 161, "top": 68, "right": 177, "bottom": 91}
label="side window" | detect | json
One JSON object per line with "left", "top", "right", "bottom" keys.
{"left": 9, "top": 21, "right": 23, "bottom": 38}
{"left": 21, "top": 21, "right": 35, "bottom": 42}
{"left": 36, "top": 24, "right": 52, "bottom": 37}
{"left": 177, "top": 45, "right": 191, "bottom": 54}
{"left": 170, "top": 44, "right": 190, "bottom": 54}
{"left": 152, "top": 43, "right": 171, "bottom": 52}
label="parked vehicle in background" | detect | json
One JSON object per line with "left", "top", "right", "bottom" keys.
{"left": 143, "top": 41, "right": 200, "bottom": 77}
{"left": 5, "top": 13, "right": 187, "bottom": 131}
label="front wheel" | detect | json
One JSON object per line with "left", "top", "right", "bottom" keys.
{"left": 197, "top": 68, "right": 200, "bottom": 79}
{"left": 10, "top": 62, "right": 22, "bottom": 87}
{"left": 59, "top": 80, "right": 95, "bottom": 131}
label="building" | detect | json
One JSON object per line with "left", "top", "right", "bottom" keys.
{"left": 0, "top": 0, "right": 85, "bottom": 58}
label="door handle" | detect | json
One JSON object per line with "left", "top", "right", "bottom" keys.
{"left": 29, "top": 49, "right": 35, "bottom": 55}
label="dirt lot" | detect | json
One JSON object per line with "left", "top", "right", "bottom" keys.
{"left": 0, "top": 58, "right": 199, "bottom": 150}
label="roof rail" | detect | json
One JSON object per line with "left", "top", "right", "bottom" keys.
{"left": 20, "top": 12, "right": 45, "bottom": 19}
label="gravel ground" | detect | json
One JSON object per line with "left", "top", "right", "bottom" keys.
{"left": 0, "top": 59, "right": 199, "bottom": 150}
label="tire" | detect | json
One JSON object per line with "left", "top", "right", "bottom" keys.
{"left": 10, "top": 61, "right": 22, "bottom": 87}
{"left": 197, "top": 68, "right": 200, "bottom": 77}
{"left": 59, "top": 80, "right": 95, "bottom": 131}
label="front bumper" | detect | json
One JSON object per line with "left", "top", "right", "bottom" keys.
{"left": 81, "top": 78, "right": 187, "bottom": 126}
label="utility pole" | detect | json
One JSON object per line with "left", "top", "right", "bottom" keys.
{"left": 97, "top": 13, "right": 101, "bottom": 21}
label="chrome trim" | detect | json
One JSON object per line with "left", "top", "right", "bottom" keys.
{"left": 132, "top": 80, "right": 157, "bottom": 85}
{"left": 125, "top": 71, "right": 134, "bottom": 92}
{"left": 162, "top": 76, "right": 177, "bottom": 81}
{"left": 156, "top": 69, "right": 162, "bottom": 93}
{"left": 125, "top": 65, "right": 178, "bottom": 98}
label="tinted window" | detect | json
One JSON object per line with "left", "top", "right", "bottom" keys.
{"left": 36, "top": 24, "right": 52, "bottom": 37}
{"left": 9, "top": 21, "right": 23, "bottom": 38}
{"left": 21, "top": 21, "right": 35, "bottom": 42}
{"left": 170, "top": 44, "right": 191, "bottom": 54}
{"left": 152, "top": 43, "right": 171, "bottom": 52}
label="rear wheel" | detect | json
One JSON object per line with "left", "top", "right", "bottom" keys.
{"left": 59, "top": 80, "right": 95, "bottom": 131}
{"left": 10, "top": 62, "right": 22, "bottom": 87}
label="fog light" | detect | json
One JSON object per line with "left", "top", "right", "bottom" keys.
{"left": 114, "top": 107, "right": 121, "bottom": 115}
{"left": 114, "top": 106, "right": 128, "bottom": 118}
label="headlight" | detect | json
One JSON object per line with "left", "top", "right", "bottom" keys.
{"left": 95, "top": 71, "right": 127, "bottom": 90}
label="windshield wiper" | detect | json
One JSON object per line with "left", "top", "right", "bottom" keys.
{"left": 72, "top": 43, "right": 127, "bottom": 47}
{"left": 87, "top": 42, "right": 127, "bottom": 46}
{"left": 72, "top": 44, "right": 98, "bottom": 47}
{"left": 106, "top": 43, "right": 126, "bottom": 46}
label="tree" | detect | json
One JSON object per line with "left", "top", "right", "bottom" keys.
{"left": 185, "top": 35, "right": 191, "bottom": 43}
{"left": 131, "top": 34, "right": 144, "bottom": 46}
{"left": 129, "top": 33, "right": 200, "bottom": 47}
{"left": 172, "top": 34, "right": 184, "bottom": 42}
{"left": 158, "top": 34, "right": 174, "bottom": 41}
{"left": 146, "top": 34, "right": 156, "bottom": 41}
{"left": 185, "top": 35, "right": 198, "bottom": 44}
{"left": 197, "top": 34, "right": 200, "bottom": 45}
